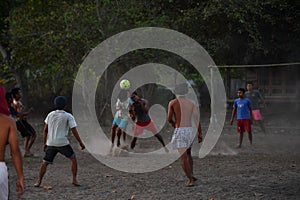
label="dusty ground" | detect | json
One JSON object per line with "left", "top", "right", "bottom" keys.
{"left": 6, "top": 111, "right": 300, "bottom": 200}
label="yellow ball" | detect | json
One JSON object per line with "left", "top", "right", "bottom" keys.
{"left": 120, "top": 79, "right": 130, "bottom": 89}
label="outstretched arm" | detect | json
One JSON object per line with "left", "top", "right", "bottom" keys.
{"left": 70, "top": 127, "right": 85, "bottom": 150}
{"left": 8, "top": 120, "right": 24, "bottom": 197}
{"left": 15, "top": 107, "right": 33, "bottom": 118}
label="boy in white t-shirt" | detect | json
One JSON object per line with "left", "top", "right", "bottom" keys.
{"left": 34, "top": 96, "right": 85, "bottom": 187}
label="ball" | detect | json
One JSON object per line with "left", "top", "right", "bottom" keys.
{"left": 120, "top": 79, "right": 130, "bottom": 89}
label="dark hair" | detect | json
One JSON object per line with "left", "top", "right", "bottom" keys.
{"left": 5, "top": 92, "right": 12, "bottom": 101}
{"left": 246, "top": 81, "right": 253, "bottom": 85}
{"left": 174, "top": 83, "right": 188, "bottom": 95}
{"left": 238, "top": 88, "right": 246, "bottom": 94}
{"left": 131, "top": 91, "right": 138, "bottom": 98}
{"left": 54, "top": 96, "right": 67, "bottom": 109}
{"left": 11, "top": 87, "right": 21, "bottom": 98}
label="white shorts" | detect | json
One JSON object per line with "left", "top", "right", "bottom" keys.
{"left": 171, "top": 127, "right": 195, "bottom": 149}
{"left": 0, "top": 162, "right": 8, "bottom": 200}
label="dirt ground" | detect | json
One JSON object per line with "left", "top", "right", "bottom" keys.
{"left": 6, "top": 111, "right": 300, "bottom": 200}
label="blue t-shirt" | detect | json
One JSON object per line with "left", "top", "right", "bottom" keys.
{"left": 233, "top": 98, "right": 252, "bottom": 120}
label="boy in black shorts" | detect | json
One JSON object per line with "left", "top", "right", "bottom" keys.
{"left": 11, "top": 88, "right": 36, "bottom": 157}
{"left": 34, "top": 96, "right": 85, "bottom": 187}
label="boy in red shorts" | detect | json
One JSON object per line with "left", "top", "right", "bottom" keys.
{"left": 230, "top": 88, "right": 253, "bottom": 148}
{"left": 245, "top": 82, "right": 266, "bottom": 133}
{"left": 129, "top": 91, "right": 168, "bottom": 152}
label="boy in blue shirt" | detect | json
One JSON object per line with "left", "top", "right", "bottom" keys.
{"left": 230, "top": 88, "right": 253, "bottom": 148}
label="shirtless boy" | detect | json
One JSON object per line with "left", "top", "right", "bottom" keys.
{"left": 11, "top": 87, "right": 36, "bottom": 157}
{"left": 0, "top": 86, "right": 24, "bottom": 199}
{"left": 168, "top": 83, "right": 203, "bottom": 187}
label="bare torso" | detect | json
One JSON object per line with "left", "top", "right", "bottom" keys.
{"left": 0, "top": 114, "right": 12, "bottom": 161}
{"left": 169, "top": 97, "right": 195, "bottom": 128}
{"left": 13, "top": 99, "right": 23, "bottom": 113}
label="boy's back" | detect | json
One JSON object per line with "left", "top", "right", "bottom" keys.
{"left": 169, "top": 97, "right": 195, "bottom": 128}
{"left": 45, "top": 110, "right": 77, "bottom": 147}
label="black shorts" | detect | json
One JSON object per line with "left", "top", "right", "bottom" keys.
{"left": 43, "top": 145, "right": 75, "bottom": 164}
{"left": 16, "top": 119, "right": 36, "bottom": 138}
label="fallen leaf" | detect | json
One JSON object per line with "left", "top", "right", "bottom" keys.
{"left": 43, "top": 185, "right": 52, "bottom": 190}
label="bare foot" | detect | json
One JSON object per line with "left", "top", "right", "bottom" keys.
{"left": 121, "top": 145, "right": 129, "bottom": 151}
{"left": 34, "top": 180, "right": 41, "bottom": 187}
{"left": 185, "top": 180, "right": 195, "bottom": 187}
{"left": 72, "top": 181, "right": 81, "bottom": 187}
{"left": 43, "top": 185, "right": 52, "bottom": 190}
{"left": 24, "top": 152, "right": 34, "bottom": 157}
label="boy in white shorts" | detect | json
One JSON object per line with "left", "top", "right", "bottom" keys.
{"left": 168, "top": 83, "right": 202, "bottom": 187}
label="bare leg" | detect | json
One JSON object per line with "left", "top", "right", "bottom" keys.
{"left": 28, "top": 134, "right": 37, "bottom": 155}
{"left": 178, "top": 148, "right": 194, "bottom": 187}
{"left": 24, "top": 137, "right": 30, "bottom": 156}
{"left": 258, "top": 120, "right": 266, "bottom": 133}
{"left": 186, "top": 148, "right": 196, "bottom": 181}
{"left": 248, "top": 132, "right": 252, "bottom": 145}
{"left": 116, "top": 127, "right": 122, "bottom": 147}
{"left": 238, "top": 132, "right": 243, "bottom": 148}
{"left": 122, "top": 130, "right": 126, "bottom": 142}
{"left": 154, "top": 133, "right": 169, "bottom": 153}
{"left": 130, "top": 137, "right": 137, "bottom": 149}
{"left": 70, "top": 157, "right": 80, "bottom": 186}
{"left": 34, "top": 162, "right": 49, "bottom": 187}
{"left": 110, "top": 124, "right": 117, "bottom": 149}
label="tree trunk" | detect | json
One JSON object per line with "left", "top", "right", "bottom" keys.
{"left": 13, "top": 69, "right": 29, "bottom": 107}
{"left": 0, "top": 42, "right": 29, "bottom": 106}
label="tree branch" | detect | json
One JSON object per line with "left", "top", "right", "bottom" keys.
{"left": 0, "top": 42, "right": 8, "bottom": 62}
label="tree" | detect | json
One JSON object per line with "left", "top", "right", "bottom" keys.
{"left": 1, "top": 0, "right": 299, "bottom": 113}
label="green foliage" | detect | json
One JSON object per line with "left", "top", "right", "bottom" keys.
{"left": 174, "top": 0, "right": 299, "bottom": 64}
{"left": 0, "top": 0, "right": 298, "bottom": 112}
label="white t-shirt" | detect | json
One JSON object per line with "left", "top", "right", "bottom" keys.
{"left": 114, "top": 98, "right": 129, "bottom": 119}
{"left": 45, "top": 110, "right": 77, "bottom": 146}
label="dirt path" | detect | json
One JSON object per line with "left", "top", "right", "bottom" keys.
{"left": 7, "top": 115, "right": 300, "bottom": 200}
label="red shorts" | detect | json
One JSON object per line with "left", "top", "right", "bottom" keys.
{"left": 237, "top": 119, "right": 251, "bottom": 133}
{"left": 133, "top": 119, "right": 158, "bottom": 136}
{"left": 252, "top": 110, "right": 262, "bottom": 121}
